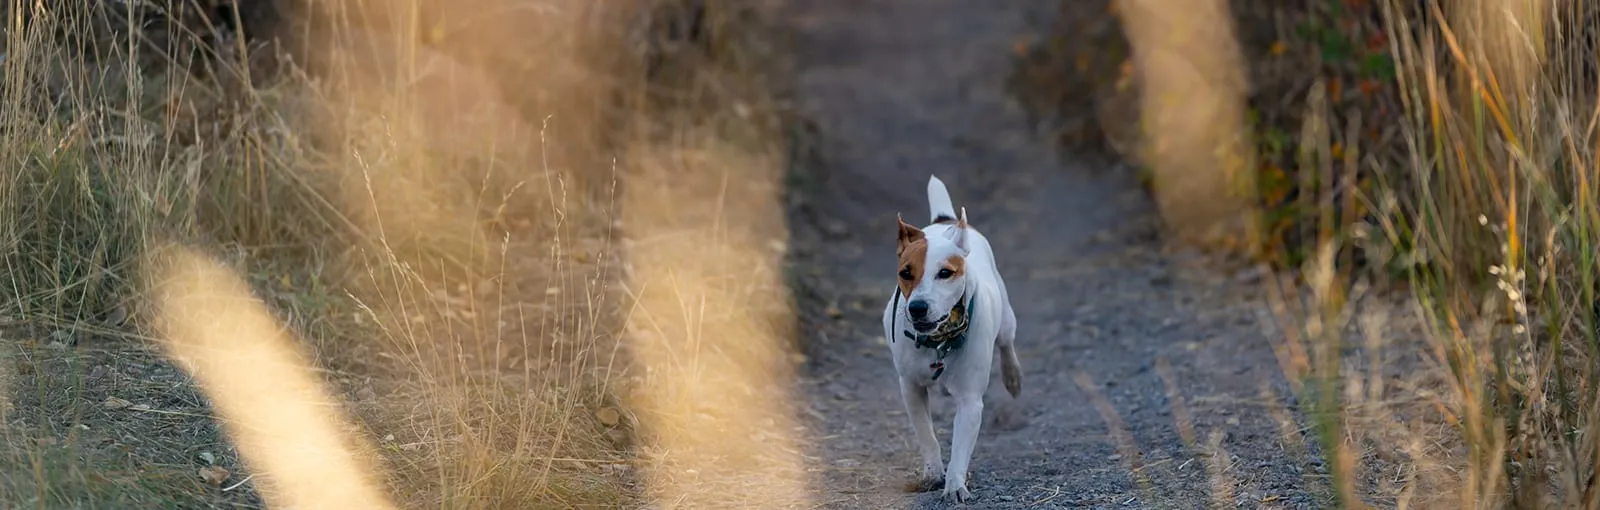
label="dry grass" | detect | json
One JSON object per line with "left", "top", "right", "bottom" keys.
{"left": 1020, "top": 0, "right": 1600, "bottom": 507}
{"left": 1264, "top": 1, "right": 1600, "bottom": 508}
{"left": 0, "top": 0, "right": 791, "bottom": 508}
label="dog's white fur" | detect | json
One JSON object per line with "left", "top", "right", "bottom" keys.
{"left": 882, "top": 175, "right": 1022, "bottom": 502}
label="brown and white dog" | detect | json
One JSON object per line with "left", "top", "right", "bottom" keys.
{"left": 882, "top": 175, "right": 1023, "bottom": 503}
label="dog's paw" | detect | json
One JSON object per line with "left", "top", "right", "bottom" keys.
{"left": 941, "top": 484, "right": 972, "bottom": 503}
{"left": 903, "top": 472, "right": 945, "bottom": 493}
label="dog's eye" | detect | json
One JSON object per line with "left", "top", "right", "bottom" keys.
{"left": 936, "top": 268, "right": 955, "bottom": 279}
{"left": 898, "top": 267, "right": 914, "bottom": 280}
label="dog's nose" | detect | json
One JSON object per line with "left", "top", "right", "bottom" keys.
{"left": 907, "top": 300, "right": 930, "bottom": 319}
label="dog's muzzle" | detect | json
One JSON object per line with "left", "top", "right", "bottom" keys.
{"left": 911, "top": 300, "right": 967, "bottom": 335}
{"left": 911, "top": 316, "right": 946, "bottom": 333}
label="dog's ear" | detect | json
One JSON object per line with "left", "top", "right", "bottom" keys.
{"left": 951, "top": 207, "right": 970, "bottom": 252}
{"left": 897, "top": 213, "right": 924, "bottom": 255}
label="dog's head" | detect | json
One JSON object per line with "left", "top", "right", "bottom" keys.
{"left": 895, "top": 209, "right": 971, "bottom": 333}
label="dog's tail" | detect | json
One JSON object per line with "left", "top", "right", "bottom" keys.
{"left": 927, "top": 175, "right": 957, "bottom": 224}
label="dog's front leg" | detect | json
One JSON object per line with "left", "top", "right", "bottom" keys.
{"left": 898, "top": 378, "right": 944, "bottom": 490}
{"left": 943, "top": 390, "right": 983, "bottom": 502}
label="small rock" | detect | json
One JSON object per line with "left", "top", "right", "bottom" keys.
{"left": 823, "top": 220, "right": 849, "bottom": 237}
{"left": 199, "top": 452, "right": 216, "bottom": 464}
{"left": 596, "top": 407, "right": 622, "bottom": 427}
{"left": 103, "top": 305, "right": 128, "bottom": 327}
{"left": 198, "top": 465, "right": 230, "bottom": 486}
{"left": 1108, "top": 453, "right": 1122, "bottom": 461}
{"left": 1234, "top": 266, "right": 1266, "bottom": 284}
{"left": 606, "top": 429, "right": 631, "bottom": 449}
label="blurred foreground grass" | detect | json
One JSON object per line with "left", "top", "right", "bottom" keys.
{"left": 0, "top": 0, "right": 794, "bottom": 507}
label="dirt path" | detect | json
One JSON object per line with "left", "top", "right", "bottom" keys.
{"left": 780, "top": 1, "right": 1329, "bottom": 508}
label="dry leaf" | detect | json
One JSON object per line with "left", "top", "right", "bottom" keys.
{"left": 596, "top": 407, "right": 621, "bottom": 427}
{"left": 102, "top": 397, "right": 132, "bottom": 410}
{"left": 199, "top": 465, "right": 230, "bottom": 486}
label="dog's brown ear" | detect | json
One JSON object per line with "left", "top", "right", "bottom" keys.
{"left": 897, "top": 214, "right": 924, "bottom": 255}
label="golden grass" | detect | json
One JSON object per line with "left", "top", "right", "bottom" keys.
{"left": 144, "top": 244, "right": 396, "bottom": 509}
{"left": 1263, "top": 1, "right": 1600, "bottom": 508}
{"left": 621, "top": 135, "right": 810, "bottom": 509}
{"left": 0, "top": 0, "right": 792, "bottom": 508}
{"left": 1114, "top": 0, "right": 1259, "bottom": 252}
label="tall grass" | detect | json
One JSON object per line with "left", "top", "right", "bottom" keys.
{"left": 0, "top": 0, "right": 787, "bottom": 507}
{"left": 1269, "top": 0, "right": 1600, "bottom": 507}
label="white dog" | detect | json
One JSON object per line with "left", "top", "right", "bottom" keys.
{"left": 882, "top": 175, "right": 1023, "bottom": 503}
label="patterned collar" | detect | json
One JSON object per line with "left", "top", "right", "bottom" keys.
{"left": 895, "top": 291, "right": 976, "bottom": 380}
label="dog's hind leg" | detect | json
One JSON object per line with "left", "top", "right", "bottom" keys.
{"left": 998, "top": 307, "right": 1023, "bottom": 398}
{"left": 899, "top": 378, "right": 944, "bottom": 491}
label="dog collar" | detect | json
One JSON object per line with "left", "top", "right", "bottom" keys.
{"left": 892, "top": 291, "right": 976, "bottom": 381}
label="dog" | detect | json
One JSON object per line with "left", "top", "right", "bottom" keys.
{"left": 882, "top": 175, "right": 1023, "bottom": 503}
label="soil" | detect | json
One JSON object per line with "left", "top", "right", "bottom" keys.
{"left": 779, "top": 1, "right": 1333, "bottom": 508}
